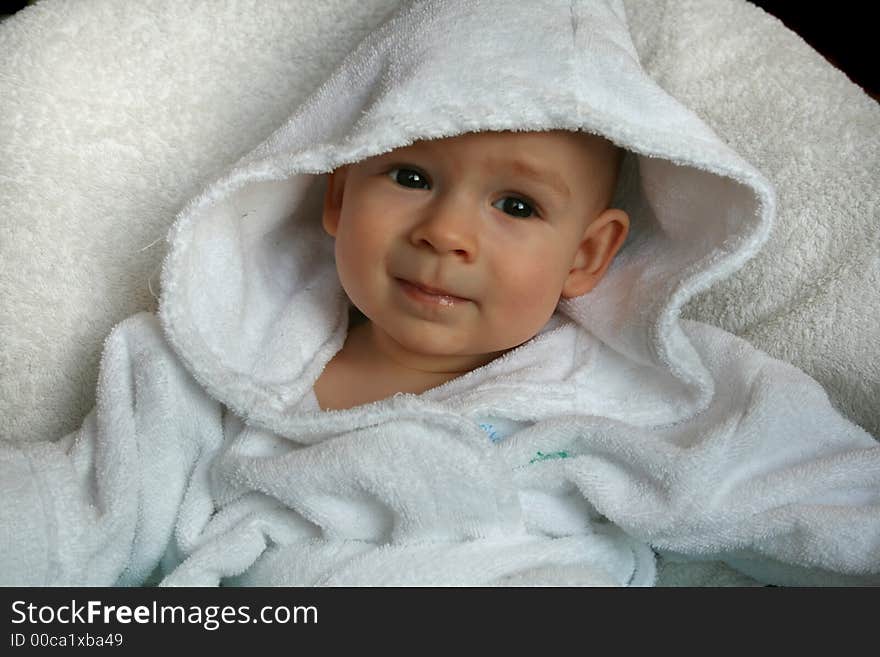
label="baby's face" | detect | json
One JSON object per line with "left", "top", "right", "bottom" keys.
{"left": 322, "top": 130, "right": 628, "bottom": 369}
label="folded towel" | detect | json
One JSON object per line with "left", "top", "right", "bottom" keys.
{"left": 626, "top": 1, "right": 880, "bottom": 437}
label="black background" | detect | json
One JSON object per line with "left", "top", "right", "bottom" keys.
{"left": 749, "top": 1, "right": 876, "bottom": 99}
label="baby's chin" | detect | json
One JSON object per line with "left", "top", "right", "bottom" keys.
{"left": 382, "top": 321, "right": 538, "bottom": 368}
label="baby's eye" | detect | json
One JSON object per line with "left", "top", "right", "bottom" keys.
{"left": 492, "top": 196, "right": 538, "bottom": 219}
{"left": 388, "top": 167, "right": 430, "bottom": 190}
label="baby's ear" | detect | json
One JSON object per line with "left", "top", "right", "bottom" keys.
{"left": 561, "top": 208, "right": 629, "bottom": 298}
{"left": 321, "top": 166, "right": 349, "bottom": 237}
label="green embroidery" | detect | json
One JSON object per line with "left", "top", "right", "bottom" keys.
{"left": 528, "top": 450, "right": 569, "bottom": 464}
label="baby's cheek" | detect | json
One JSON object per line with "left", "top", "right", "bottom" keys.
{"left": 333, "top": 231, "right": 370, "bottom": 302}
{"left": 489, "top": 264, "right": 563, "bottom": 342}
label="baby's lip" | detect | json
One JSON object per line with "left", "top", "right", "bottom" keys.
{"left": 397, "top": 277, "right": 472, "bottom": 301}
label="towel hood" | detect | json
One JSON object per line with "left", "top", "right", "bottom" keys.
{"left": 158, "top": 0, "right": 775, "bottom": 436}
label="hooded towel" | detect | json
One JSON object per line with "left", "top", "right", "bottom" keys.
{"left": 1, "top": 0, "right": 877, "bottom": 586}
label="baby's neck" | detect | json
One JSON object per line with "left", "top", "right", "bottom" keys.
{"left": 313, "top": 318, "right": 501, "bottom": 411}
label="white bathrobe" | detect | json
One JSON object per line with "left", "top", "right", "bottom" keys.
{"left": 1, "top": 0, "right": 878, "bottom": 587}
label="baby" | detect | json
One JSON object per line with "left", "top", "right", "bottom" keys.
{"left": 314, "top": 129, "right": 628, "bottom": 411}
{"left": 1, "top": 0, "right": 877, "bottom": 587}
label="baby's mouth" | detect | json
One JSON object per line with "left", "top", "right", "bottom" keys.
{"left": 395, "top": 278, "right": 472, "bottom": 306}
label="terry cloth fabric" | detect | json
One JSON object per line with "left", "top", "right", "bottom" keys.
{"left": 0, "top": 0, "right": 878, "bottom": 586}
{"left": 300, "top": 386, "right": 529, "bottom": 443}
{"left": 3, "top": 0, "right": 878, "bottom": 445}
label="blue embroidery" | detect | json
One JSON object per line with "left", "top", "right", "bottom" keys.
{"left": 479, "top": 422, "right": 503, "bottom": 443}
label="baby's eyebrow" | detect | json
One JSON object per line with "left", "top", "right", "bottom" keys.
{"left": 490, "top": 158, "right": 571, "bottom": 200}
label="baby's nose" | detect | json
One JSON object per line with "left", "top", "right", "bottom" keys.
{"left": 409, "top": 195, "right": 478, "bottom": 260}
